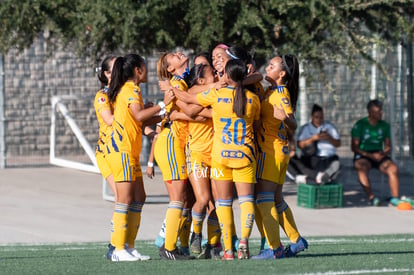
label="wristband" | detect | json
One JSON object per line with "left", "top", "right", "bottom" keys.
{"left": 158, "top": 101, "right": 166, "bottom": 110}
{"left": 147, "top": 162, "right": 154, "bottom": 168}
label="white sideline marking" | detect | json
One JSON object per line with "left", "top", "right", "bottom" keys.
{"left": 249, "top": 237, "right": 414, "bottom": 245}
{"left": 298, "top": 268, "right": 413, "bottom": 275}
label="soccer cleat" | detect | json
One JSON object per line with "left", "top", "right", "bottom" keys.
{"left": 222, "top": 249, "right": 235, "bottom": 261}
{"left": 389, "top": 197, "right": 402, "bottom": 206}
{"left": 273, "top": 245, "right": 285, "bottom": 259}
{"left": 251, "top": 248, "right": 274, "bottom": 260}
{"left": 154, "top": 234, "right": 165, "bottom": 248}
{"left": 370, "top": 197, "right": 381, "bottom": 207}
{"left": 127, "top": 248, "right": 151, "bottom": 261}
{"left": 285, "top": 237, "right": 308, "bottom": 257}
{"left": 190, "top": 233, "right": 202, "bottom": 254}
{"left": 252, "top": 245, "right": 284, "bottom": 260}
{"left": 106, "top": 244, "right": 115, "bottom": 260}
{"left": 111, "top": 249, "right": 139, "bottom": 262}
{"left": 237, "top": 239, "right": 250, "bottom": 259}
{"left": 159, "top": 244, "right": 195, "bottom": 260}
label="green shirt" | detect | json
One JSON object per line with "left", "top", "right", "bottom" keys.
{"left": 351, "top": 117, "right": 390, "bottom": 151}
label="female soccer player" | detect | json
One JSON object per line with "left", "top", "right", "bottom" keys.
{"left": 94, "top": 55, "right": 117, "bottom": 259}
{"left": 252, "top": 54, "right": 308, "bottom": 260}
{"left": 174, "top": 59, "right": 261, "bottom": 260}
{"left": 155, "top": 51, "right": 195, "bottom": 260}
{"left": 106, "top": 53, "right": 174, "bottom": 261}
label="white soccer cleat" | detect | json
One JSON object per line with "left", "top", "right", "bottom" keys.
{"left": 111, "top": 249, "right": 139, "bottom": 262}
{"left": 127, "top": 248, "right": 151, "bottom": 261}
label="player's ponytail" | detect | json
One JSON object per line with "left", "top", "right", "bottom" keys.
{"left": 108, "top": 54, "right": 146, "bottom": 104}
{"left": 108, "top": 56, "right": 125, "bottom": 103}
{"left": 97, "top": 55, "right": 116, "bottom": 89}
{"left": 226, "top": 59, "right": 247, "bottom": 118}
{"left": 280, "top": 54, "right": 299, "bottom": 112}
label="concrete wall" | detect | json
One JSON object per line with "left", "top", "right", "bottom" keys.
{"left": 1, "top": 38, "right": 411, "bottom": 167}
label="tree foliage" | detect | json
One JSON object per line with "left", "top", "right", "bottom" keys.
{"left": 1, "top": 0, "right": 413, "bottom": 70}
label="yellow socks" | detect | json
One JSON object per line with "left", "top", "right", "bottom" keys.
{"left": 256, "top": 192, "right": 280, "bottom": 249}
{"left": 215, "top": 199, "right": 234, "bottom": 251}
{"left": 277, "top": 200, "right": 300, "bottom": 243}
{"left": 192, "top": 210, "right": 205, "bottom": 235}
{"left": 207, "top": 213, "right": 221, "bottom": 245}
{"left": 178, "top": 208, "right": 191, "bottom": 248}
{"left": 238, "top": 195, "right": 255, "bottom": 241}
{"left": 164, "top": 201, "right": 184, "bottom": 251}
{"left": 126, "top": 201, "right": 143, "bottom": 248}
{"left": 112, "top": 202, "right": 128, "bottom": 251}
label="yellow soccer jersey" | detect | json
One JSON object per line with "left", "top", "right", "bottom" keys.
{"left": 188, "top": 117, "right": 213, "bottom": 156}
{"left": 108, "top": 81, "right": 144, "bottom": 159}
{"left": 94, "top": 88, "right": 113, "bottom": 153}
{"left": 258, "top": 85, "right": 292, "bottom": 161}
{"left": 166, "top": 76, "right": 189, "bottom": 148}
{"left": 196, "top": 86, "right": 260, "bottom": 168}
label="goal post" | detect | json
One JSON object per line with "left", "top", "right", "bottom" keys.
{"left": 49, "top": 95, "right": 114, "bottom": 202}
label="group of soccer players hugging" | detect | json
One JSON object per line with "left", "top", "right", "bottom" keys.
{"left": 94, "top": 43, "right": 308, "bottom": 262}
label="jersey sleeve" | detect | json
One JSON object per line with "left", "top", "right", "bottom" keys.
{"left": 196, "top": 88, "right": 218, "bottom": 108}
{"left": 94, "top": 91, "right": 111, "bottom": 114}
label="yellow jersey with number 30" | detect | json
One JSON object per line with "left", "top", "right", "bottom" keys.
{"left": 258, "top": 85, "right": 292, "bottom": 162}
{"left": 108, "top": 81, "right": 144, "bottom": 159}
{"left": 196, "top": 86, "right": 260, "bottom": 168}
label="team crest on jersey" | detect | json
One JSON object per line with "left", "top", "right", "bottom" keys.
{"left": 97, "top": 97, "right": 106, "bottom": 104}
{"left": 202, "top": 90, "right": 210, "bottom": 97}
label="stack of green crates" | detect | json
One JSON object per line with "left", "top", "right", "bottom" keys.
{"left": 297, "top": 183, "right": 343, "bottom": 208}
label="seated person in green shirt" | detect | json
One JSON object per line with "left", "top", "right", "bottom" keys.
{"left": 351, "top": 99, "right": 400, "bottom": 206}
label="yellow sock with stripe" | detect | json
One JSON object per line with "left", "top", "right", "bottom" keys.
{"left": 238, "top": 195, "right": 255, "bottom": 241}
{"left": 112, "top": 202, "right": 128, "bottom": 251}
{"left": 207, "top": 213, "right": 221, "bottom": 245}
{"left": 178, "top": 208, "right": 191, "bottom": 248}
{"left": 164, "top": 201, "right": 184, "bottom": 251}
{"left": 126, "top": 201, "right": 143, "bottom": 248}
{"left": 192, "top": 210, "right": 205, "bottom": 235}
{"left": 254, "top": 203, "right": 265, "bottom": 239}
{"left": 277, "top": 200, "right": 300, "bottom": 243}
{"left": 215, "top": 199, "right": 234, "bottom": 251}
{"left": 256, "top": 192, "right": 280, "bottom": 249}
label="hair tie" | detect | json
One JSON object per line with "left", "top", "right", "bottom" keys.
{"left": 226, "top": 49, "right": 239, "bottom": 60}
{"left": 282, "top": 55, "right": 292, "bottom": 77}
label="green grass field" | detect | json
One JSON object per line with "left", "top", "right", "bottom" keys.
{"left": 1, "top": 234, "right": 413, "bottom": 275}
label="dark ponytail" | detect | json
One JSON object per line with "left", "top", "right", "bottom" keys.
{"left": 97, "top": 55, "right": 116, "bottom": 89}
{"left": 226, "top": 59, "right": 248, "bottom": 117}
{"left": 280, "top": 54, "right": 299, "bottom": 112}
{"left": 186, "top": 64, "right": 206, "bottom": 88}
{"left": 107, "top": 54, "right": 146, "bottom": 103}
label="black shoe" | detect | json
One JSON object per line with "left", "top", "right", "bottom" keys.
{"left": 159, "top": 244, "right": 195, "bottom": 260}
{"left": 190, "top": 233, "right": 202, "bottom": 254}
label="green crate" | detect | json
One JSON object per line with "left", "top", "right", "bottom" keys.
{"left": 297, "top": 183, "right": 343, "bottom": 208}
